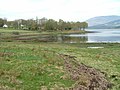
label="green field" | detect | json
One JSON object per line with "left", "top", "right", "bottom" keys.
{"left": 0, "top": 29, "right": 120, "bottom": 90}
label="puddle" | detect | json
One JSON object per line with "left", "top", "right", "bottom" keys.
{"left": 87, "top": 47, "right": 104, "bottom": 48}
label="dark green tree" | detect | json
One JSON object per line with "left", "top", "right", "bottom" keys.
{"left": 44, "top": 19, "right": 58, "bottom": 31}
{"left": 0, "top": 18, "right": 4, "bottom": 27}
{"left": 81, "top": 22, "right": 88, "bottom": 30}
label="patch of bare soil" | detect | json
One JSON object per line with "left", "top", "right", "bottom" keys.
{"left": 59, "top": 54, "right": 112, "bottom": 90}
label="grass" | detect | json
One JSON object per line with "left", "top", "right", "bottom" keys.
{"left": 0, "top": 29, "right": 36, "bottom": 33}
{"left": 0, "top": 29, "right": 85, "bottom": 34}
{"left": 0, "top": 29, "right": 120, "bottom": 90}
{"left": 0, "top": 29, "right": 86, "bottom": 42}
{"left": 0, "top": 42, "right": 75, "bottom": 90}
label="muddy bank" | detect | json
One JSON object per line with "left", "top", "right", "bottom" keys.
{"left": 59, "top": 54, "right": 112, "bottom": 90}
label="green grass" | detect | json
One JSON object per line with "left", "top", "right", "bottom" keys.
{"left": 0, "top": 29, "right": 86, "bottom": 42}
{"left": 0, "top": 29, "right": 120, "bottom": 90}
{"left": 0, "top": 29, "right": 36, "bottom": 33}
{"left": 0, "top": 28, "right": 85, "bottom": 33}
{"left": 0, "top": 42, "right": 75, "bottom": 89}
{"left": 0, "top": 29, "right": 75, "bottom": 89}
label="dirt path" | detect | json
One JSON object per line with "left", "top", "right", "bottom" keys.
{"left": 59, "top": 54, "right": 112, "bottom": 90}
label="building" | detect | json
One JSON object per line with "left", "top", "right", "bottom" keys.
{"left": 3, "top": 24, "right": 8, "bottom": 28}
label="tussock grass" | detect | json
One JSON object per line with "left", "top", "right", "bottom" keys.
{"left": 0, "top": 42, "right": 75, "bottom": 90}
{"left": 0, "top": 29, "right": 120, "bottom": 90}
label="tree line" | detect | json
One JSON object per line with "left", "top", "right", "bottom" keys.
{"left": 0, "top": 17, "right": 88, "bottom": 31}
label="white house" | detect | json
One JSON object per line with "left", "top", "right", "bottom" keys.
{"left": 3, "top": 24, "right": 8, "bottom": 28}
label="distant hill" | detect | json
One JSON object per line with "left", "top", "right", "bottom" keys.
{"left": 88, "top": 19, "right": 120, "bottom": 29}
{"left": 86, "top": 15, "right": 120, "bottom": 27}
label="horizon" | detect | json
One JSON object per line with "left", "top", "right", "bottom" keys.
{"left": 2, "top": 15, "right": 120, "bottom": 22}
{"left": 0, "top": 0, "right": 120, "bottom": 21}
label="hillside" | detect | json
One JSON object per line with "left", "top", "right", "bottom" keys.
{"left": 89, "top": 19, "right": 120, "bottom": 29}
{"left": 86, "top": 15, "right": 120, "bottom": 26}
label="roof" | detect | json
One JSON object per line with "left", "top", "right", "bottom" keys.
{"left": 3, "top": 24, "right": 8, "bottom": 28}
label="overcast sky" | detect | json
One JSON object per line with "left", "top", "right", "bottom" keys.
{"left": 0, "top": 0, "right": 120, "bottom": 21}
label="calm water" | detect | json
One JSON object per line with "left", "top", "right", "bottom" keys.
{"left": 16, "top": 29, "right": 120, "bottom": 43}
{"left": 64, "top": 29, "right": 120, "bottom": 43}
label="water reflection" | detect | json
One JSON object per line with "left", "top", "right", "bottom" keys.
{"left": 60, "top": 36, "right": 88, "bottom": 43}
{"left": 87, "top": 36, "right": 120, "bottom": 43}
{"left": 87, "top": 29, "right": 120, "bottom": 43}
{"left": 36, "top": 35, "right": 88, "bottom": 43}
{"left": 17, "top": 29, "right": 120, "bottom": 43}
{"left": 66, "top": 29, "right": 120, "bottom": 43}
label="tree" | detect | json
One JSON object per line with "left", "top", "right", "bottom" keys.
{"left": 58, "top": 19, "right": 65, "bottom": 30}
{"left": 0, "top": 17, "right": 88, "bottom": 31}
{"left": 0, "top": 18, "right": 4, "bottom": 27}
{"left": 27, "top": 19, "right": 37, "bottom": 30}
{"left": 20, "top": 19, "right": 28, "bottom": 29}
{"left": 44, "top": 19, "right": 58, "bottom": 31}
{"left": 64, "top": 22, "right": 72, "bottom": 30}
{"left": 39, "top": 17, "right": 47, "bottom": 31}
{"left": 81, "top": 22, "right": 88, "bottom": 30}
{"left": 35, "top": 17, "right": 39, "bottom": 30}
{"left": 7, "top": 21, "right": 14, "bottom": 28}
{"left": 12, "top": 20, "right": 18, "bottom": 29}
{"left": 76, "top": 22, "right": 82, "bottom": 30}
{"left": 3, "top": 18, "right": 7, "bottom": 25}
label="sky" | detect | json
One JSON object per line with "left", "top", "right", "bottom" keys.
{"left": 0, "top": 0, "right": 120, "bottom": 21}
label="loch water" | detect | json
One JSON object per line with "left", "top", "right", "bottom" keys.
{"left": 16, "top": 29, "right": 120, "bottom": 43}
{"left": 64, "top": 29, "right": 120, "bottom": 43}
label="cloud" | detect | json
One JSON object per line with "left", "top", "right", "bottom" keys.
{"left": 0, "top": 0, "right": 120, "bottom": 21}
